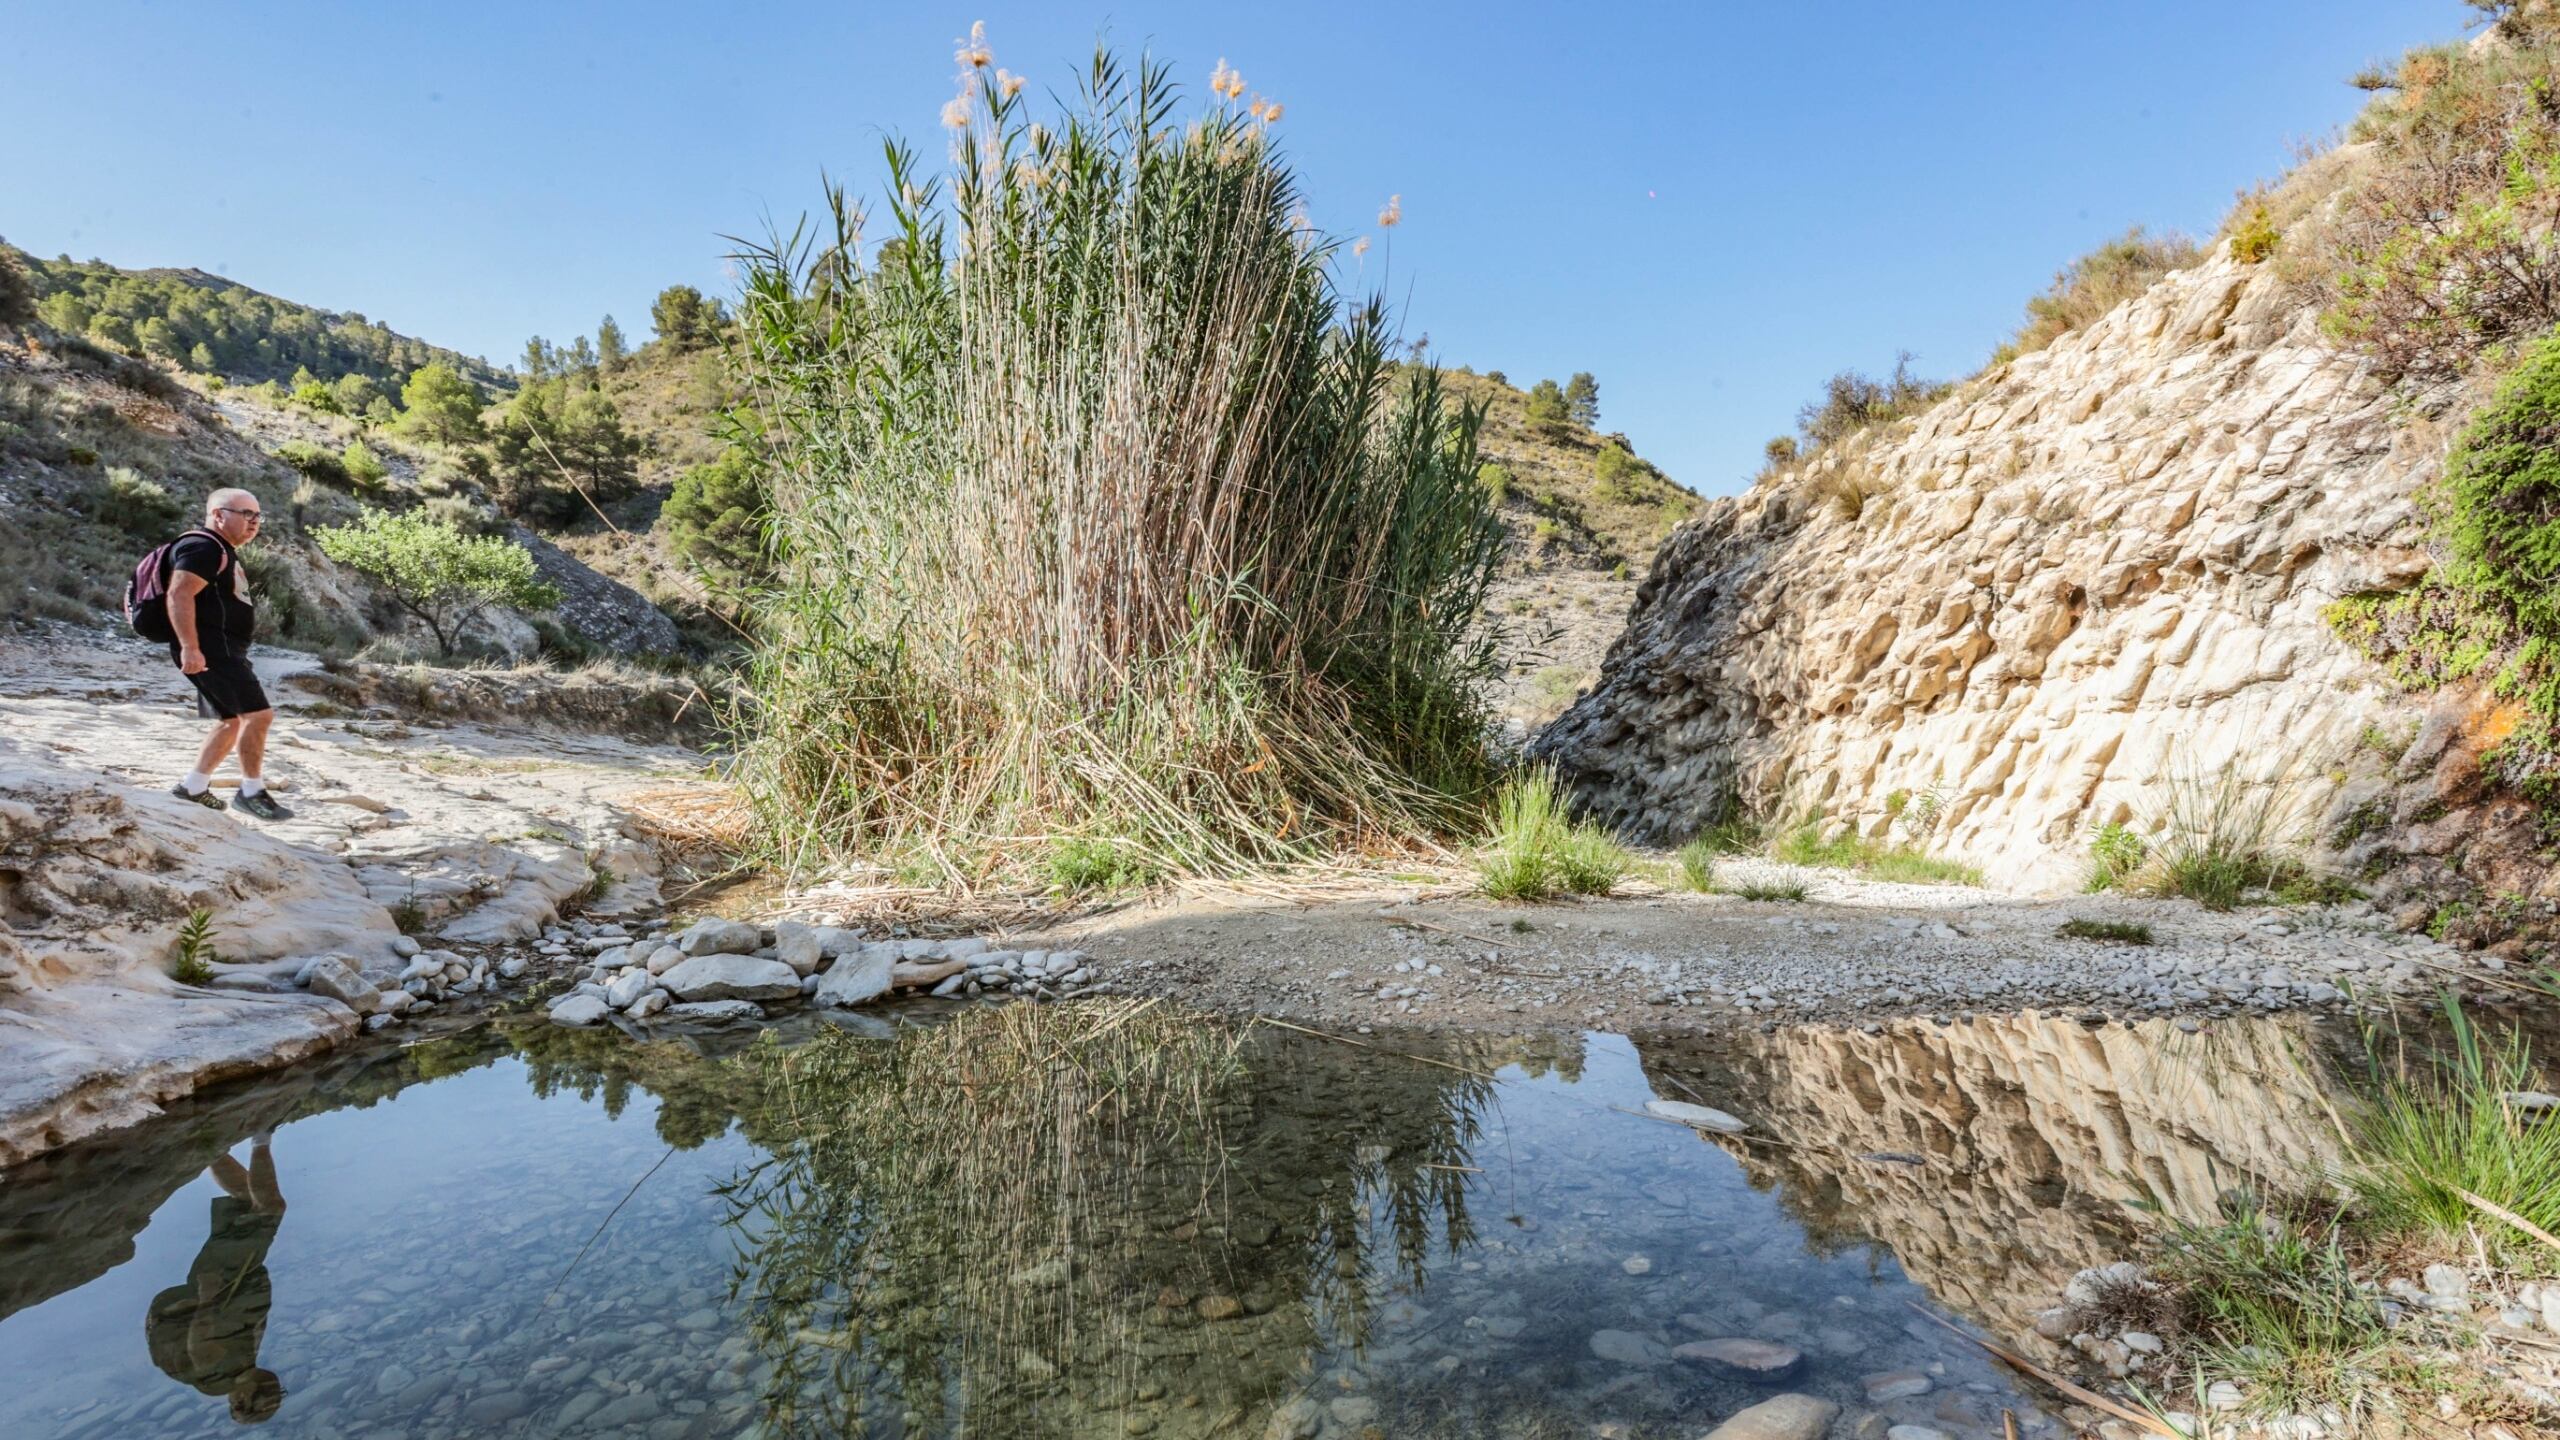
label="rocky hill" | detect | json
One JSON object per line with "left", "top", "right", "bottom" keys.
{"left": 1435, "top": 368, "right": 1704, "bottom": 730}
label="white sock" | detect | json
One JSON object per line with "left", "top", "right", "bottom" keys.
{"left": 181, "top": 770, "right": 211, "bottom": 795}
{"left": 239, "top": 777, "right": 266, "bottom": 798}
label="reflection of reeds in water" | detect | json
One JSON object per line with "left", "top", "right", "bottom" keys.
{"left": 714, "top": 1004, "right": 1503, "bottom": 1439}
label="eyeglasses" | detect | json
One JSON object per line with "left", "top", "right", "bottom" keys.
{"left": 218, "top": 507, "right": 264, "bottom": 522}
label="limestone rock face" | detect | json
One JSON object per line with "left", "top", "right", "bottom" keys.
{"left": 0, "top": 749, "right": 391, "bottom": 1166}
{"left": 1534, "top": 253, "right": 2433, "bottom": 890}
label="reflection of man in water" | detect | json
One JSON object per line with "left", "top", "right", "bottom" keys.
{"left": 146, "top": 1133, "right": 288, "bottom": 1423}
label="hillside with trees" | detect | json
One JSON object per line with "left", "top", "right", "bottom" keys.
{"left": 0, "top": 241, "right": 508, "bottom": 393}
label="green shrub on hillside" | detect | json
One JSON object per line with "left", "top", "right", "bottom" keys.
{"left": 0, "top": 247, "right": 33, "bottom": 329}
{"left": 2437, "top": 335, "right": 2560, "bottom": 639}
{"left": 1795, "top": 352, "right": 1948, "bottom": 453}
{"left": 341, "top": 439, "right": 388, "bottom": 490}
{"left": 2336, "top": 331, "right": 2560, "bottom": 797}
{"left": 664, "top": 450, "right": 773, "bottom": 591}
{"left": 274, "top": 439, "right": 350, "bottom": 488}
{"left": 650, "top": 285, "right": 728, "bottom": 351}
{"left": 2011, "top": 227, "right": 2201, "bottom": 356}
{"left": 2322, "top": 31, "right": 2560, "bottom": 380}
{"left": 1523, "top": 378, "right": 1571, "bottom": 436}
{"left": 397, "top": 363, "right": 488, "bottom": 447}
{"left": 91, "top": 467, "right": 182, "bottom": 536}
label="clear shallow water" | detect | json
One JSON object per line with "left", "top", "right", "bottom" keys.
{"left": 0, "top": 1003, "right": 2384, "bottom": 1439}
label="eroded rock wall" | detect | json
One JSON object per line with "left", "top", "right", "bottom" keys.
{"left": 1535, "top": 254, "right": 2439, "bottom": 890}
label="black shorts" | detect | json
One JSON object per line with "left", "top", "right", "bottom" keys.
{"left": 174, "top": 651, "right": 270, "bottom": 720}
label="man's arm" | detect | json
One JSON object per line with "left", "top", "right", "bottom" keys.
{"left": 168, "top": 570, "right": 208, "bottom": 674}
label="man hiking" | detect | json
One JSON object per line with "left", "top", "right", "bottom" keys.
{"left": 166, "top": 488, "right": 292, "bottom": 821}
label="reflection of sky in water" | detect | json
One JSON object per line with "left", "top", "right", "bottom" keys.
{"left": 0, "top": 1016, "right": 2057, "bottom": 1439}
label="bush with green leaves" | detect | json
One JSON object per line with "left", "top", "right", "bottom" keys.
{"left": 0, "top": 245, "right": 33, "bottom": 328}
{"left": 1523, "top": 378, "right": 1571, "bottom": 435}
{"left": 274, "top": 438, "right": 350, "bottom": 488}
{"left": 1794, "top": 352, "right": 1948, "bottom": 454}
{"left": 397, "top": 363, "right": 488, "bottom": 446}
{"left": 2322, "top": 30, "right": 2560, "bottom": 381}
{"left": 2331, "top": 331, "right": 2560, "bottom": 796}
{"left": 664, "top": 450, "right": 772, "bottom": 591}
{"left": 313, "top": 507, "right": 559, "bottom": 656}
{"left": 734, "top": 41, "right": 1505, "bottom": 881}
{"left": 2085, "top": 820, "right": 2148, "bottom": 892}
{"left": 341, "top": 439, "right": 388, "bottom": 490}
{"left": 90, "top": 466, "right": 182, "bottom": 536}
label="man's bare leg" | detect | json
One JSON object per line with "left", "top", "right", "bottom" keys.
{"left": 234, "top": 710, "right": 273, "bottom": 788}
{"left": 189, "top": 717, "right": 242, "bottom": 786}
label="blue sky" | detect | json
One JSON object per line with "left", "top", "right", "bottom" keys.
{"left": 0, "top": 1, "right": 2475, "bottom": 494}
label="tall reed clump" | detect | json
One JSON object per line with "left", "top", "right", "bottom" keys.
{"left": 731, "top": 39, "right": 1507, "bottom": 883}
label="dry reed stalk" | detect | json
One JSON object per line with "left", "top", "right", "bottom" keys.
{"left": 622, "top": 782, "right": 755, "bottom": 850}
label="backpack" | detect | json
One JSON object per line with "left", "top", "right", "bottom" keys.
{"left": 124, "top": 528, "right": 227, "bottom": 644}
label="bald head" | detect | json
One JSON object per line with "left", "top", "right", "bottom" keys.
{"left": 203, "top": 488, "right": 265, "bottom": 545}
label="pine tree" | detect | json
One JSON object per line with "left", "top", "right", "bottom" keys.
{"left": 596, "top": 315, "right": 627, "bottom": 372}
{"left": 1524, "top": 378, "right": 1570, "bottom": 435}
{"left": 1564, "top": 372, "right": 1599, "bottom": 428}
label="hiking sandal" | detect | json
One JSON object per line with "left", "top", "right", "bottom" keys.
{"left": 231, "top": 790, "right": 295, "bottom": 822}
{"left": 171, "top": 782, "right": 226, "bottom": 811}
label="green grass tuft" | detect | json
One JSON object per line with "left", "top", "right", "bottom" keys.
{"left": 2348, "top": 994, "right": 2560, "bottom": 1264}
{"left": 2056, "top": 918, "right": 2153, "bottom": 944}
{"left": 1730, "top": 880, "right": 1807, "bottom": 903}
{"left": 1047, "top": 836, "right": 1157, "bottom": 896}
{"left": 2154, "top": 1194, "right": 2399, "bottom": 1423}
{"left": 1476, "top": 767, "right": 1627, "bottom": 901}
{"left": 1772, "top": 819, "right": 1981, "bottom": 887}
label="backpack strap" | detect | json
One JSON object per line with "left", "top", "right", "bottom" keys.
{"left": 177, "top": 527, "right": 230, "bottom": 576}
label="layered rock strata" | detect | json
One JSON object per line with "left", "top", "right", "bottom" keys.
{"left": 1536, "top": 253, "right": 2437, "bottom": 890}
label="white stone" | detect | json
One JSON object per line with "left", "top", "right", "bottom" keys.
{"left": 814, "top": 949, "right": 895, "bottom": 1009}
{"left": 604, "top": 969, "right": 653, "bottom": 1010}
{"left": 627, "top": 989, "right": 669, "bottom": 1019}
{"left": 304, "top": 956, "right": 382, "bottom": 1013}
{"left": 676, "top": 918, "right": 762, "bottom": 957}
{"left": 1645, "top": 1099, "right": 1748, "bottom": 1134}
{"left": 658, "top": 954, "right": 802, "bottom": 1003}
{"left": 550, "top": 995, "right": 609, "bottom": 1027}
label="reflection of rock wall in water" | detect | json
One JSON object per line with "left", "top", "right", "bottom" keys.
{"left": 1636, "top": 1013, "right": 2348, "bottom": 1337}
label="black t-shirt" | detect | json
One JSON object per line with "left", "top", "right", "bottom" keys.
{"left": 169, "top": 531, "right": 254, "bottom": 657}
